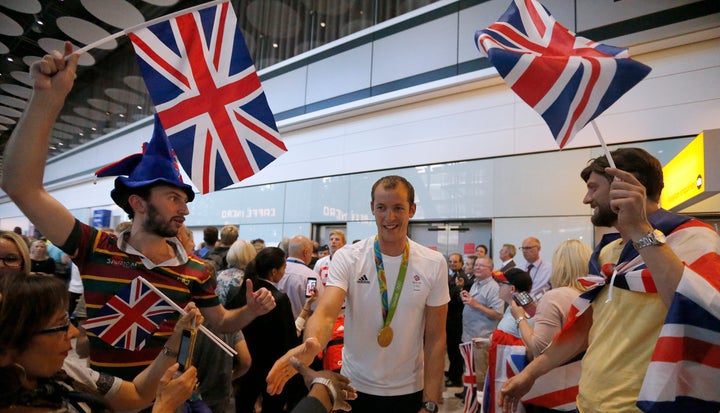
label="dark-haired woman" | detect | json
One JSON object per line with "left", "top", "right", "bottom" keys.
{"left": 0, "top": 272, "right": 200, "bottom": 412}
{"left": 226, "top": 247, "right": 306, "bottom": 413}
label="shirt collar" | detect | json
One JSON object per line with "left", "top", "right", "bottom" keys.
{"left": 117, "top": 229, "right": 188, "bottom": 269}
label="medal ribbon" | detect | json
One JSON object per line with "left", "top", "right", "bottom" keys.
{"left": 373, "top": 236, "right": 409, "bottom": 329}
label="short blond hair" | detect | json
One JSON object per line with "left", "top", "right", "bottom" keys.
{"left": 329, "top": 229, "right": 346, "bottom": 244}
{"left": 226, "top": 239, "right": 256, "bottom": 269}
{"left": 551, "top": 239, "right": 592, "bottom": 291}
{"left": 0, "top": 231, "right": 31, "bottom": 274}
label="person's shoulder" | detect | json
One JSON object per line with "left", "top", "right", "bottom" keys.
{"left": 542, "top": 286, "right": 578, "bottom": 301}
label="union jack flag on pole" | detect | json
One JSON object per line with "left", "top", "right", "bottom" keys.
{"left": 460, "top": 340, "right": 480, "bottom": 413}
{"left": 475, "top": 0, "right": 651, "bottom": 148}
{"left": 127, "top": 0, "right": 286, "bottom": 193}
{"left": 83, "top": 277, "right": 176, "bottom": 351}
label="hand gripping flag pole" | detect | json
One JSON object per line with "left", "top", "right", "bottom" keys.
{"left": 138, "top": 276, "right": 237, "bottom": 356}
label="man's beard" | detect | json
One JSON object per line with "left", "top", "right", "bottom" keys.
{"left": 591, "top": 202, "right": 618, "bottom": 227}
{"left": 143, "top": 202, "right": 179, "bottom": 238}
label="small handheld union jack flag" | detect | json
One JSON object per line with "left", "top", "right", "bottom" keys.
{"left": 128, "top": 1, "right": 287, "bottom": 193}
{"left": 476, "top": 0, "right": 652, "bottom": 148}
{"left": 83, "top": 277, "right": 176, "bottom": 351}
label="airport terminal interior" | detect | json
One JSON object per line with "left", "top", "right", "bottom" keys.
{"left": 0, "top": 0, "right": 718, "bottom": 412}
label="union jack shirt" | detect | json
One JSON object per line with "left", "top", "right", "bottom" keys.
{"left": 128, "top": 1, "right": 287, "bottom": 193}
{"left": 475, "top": 0, "right": 651, "bottom": 148}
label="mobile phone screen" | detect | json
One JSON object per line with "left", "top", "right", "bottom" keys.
{"left": 177, "top": 330, "right": 193, "bottom": 371}
{"left": 305, "top": 277, "right": 317, "bottom": 297}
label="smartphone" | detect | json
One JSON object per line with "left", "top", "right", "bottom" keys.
{"left": 177, "top": 329, "right": 197, "bottom": 371}
{"left": 513, "top": 291, "right": 537, "bottom": 317}
{"left": 305, "top": 277, "right": 317, "bottom": 297}
{"left": 513, "top": 291, "right": 533, "bottom": 307}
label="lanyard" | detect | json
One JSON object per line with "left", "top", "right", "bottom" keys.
{"left": 373, "top": 236, "right": 409, "bottom": 328}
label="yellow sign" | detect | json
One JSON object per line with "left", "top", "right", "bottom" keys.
{"left": 661, "top": 129, "right": 720, "bottom": 211}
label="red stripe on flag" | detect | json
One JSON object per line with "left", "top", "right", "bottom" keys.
{"left": 513, "top": 55, "right": 568, "bottom": 107}
{"left": 640, "top": 268, "right": 658, "bottom": 292}
{"left": 128, "top": 33, "right": 190, "bottom": 89}
{"left": 523, "top": 0, "right": 546, "bottom": 36}
{"left": 234, "top": 111, "right": 285, "bottom": 147}
{"left": 558, "top": 57, "right": 600, "bottom": 148}
{"left": 213, "top": 2, "right": 228, "bottom": 70}
{"left": 652, "top": 336, "right": 720, "bottom": 368}
{"left": 688, "top": 251, "right": 720, "bottom": 292}
{"left": 202, "top": 130, "right": 212, "bottom": 192}
{"left": 524, "top": 385, "right": 579, "bottom": 408}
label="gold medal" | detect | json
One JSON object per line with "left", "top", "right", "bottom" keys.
{"left": 377, "top": 326, "right": 393, "bottom": 347}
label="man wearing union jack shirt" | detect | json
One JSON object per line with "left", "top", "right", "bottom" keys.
{"left": 1, "top": 43, "right": 277, "bottom": 381}
{"left": 500, "top": 148, "right": 720, "bottom": 413}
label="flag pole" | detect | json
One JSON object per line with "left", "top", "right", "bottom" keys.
{"left": 590, "top": 120, "right": 617, "bottom": 168}
{"left": 138, "top": 276, "right": 237, "bottom": 356}
{"left": 72, "top": 0, "right": 227, "bottom": 57}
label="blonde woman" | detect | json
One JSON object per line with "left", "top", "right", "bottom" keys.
{"left": 510, "top": 239, "right": 592, "bottom": 358}
{"left": 215, "top": 239, "right": 257, "bottom": 305}
{"left": 0, "top": 230, "right": 31, "bottom": 276}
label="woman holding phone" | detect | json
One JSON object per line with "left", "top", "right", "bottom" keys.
{"left": 0, "top": 271, "right": 201, "bottom": 412}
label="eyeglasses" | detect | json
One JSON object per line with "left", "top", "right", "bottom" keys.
{"left": 520, "top": 246, "right": 538, "bottom": 251}
{"left": 37, "top": 312, "right": 71, "bottom": 336}
{"left": 0, "top": 255, "right": 22, "bottom": 268}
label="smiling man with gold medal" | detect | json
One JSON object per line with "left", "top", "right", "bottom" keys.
{"left": 268, "top": 175, "right": 450, "bottom": 413}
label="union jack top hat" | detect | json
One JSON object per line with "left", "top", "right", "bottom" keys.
{"left": 95, "top": 114, "right": 195, "bottom": 209}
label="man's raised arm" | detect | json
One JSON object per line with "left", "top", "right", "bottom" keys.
{"left": 1, "top": 42, "right": 78, "bottom": 246}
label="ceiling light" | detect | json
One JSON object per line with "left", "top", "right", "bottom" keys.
{"left": 320, "top": 22, "right": 326, "bottom": 28}
{"left": 6, "top": 57, "right": 14, "bottom": 62}
{"left": 118, "top": 113, "right": 125, "bottom": 118}
{"left": 272, "top": 43, "right": 279, "bottom": 48}
{"left": 37, "top": 20, "right": 44, "bottom": 26}
{"left": 79, "top": 132, "right": 84, "bottom": 136}
{"left": 91, "top": 127, "right": 97, "bottom": 131}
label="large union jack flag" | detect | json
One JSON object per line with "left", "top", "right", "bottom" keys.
{"left": 128, "top": 1, "right": 286, "bottom": 194}
{"left": 83, "top": 278, "right": 176, "bottom": 351}
{"left": 475, "top": 0, "right": 651, "bottom": 148}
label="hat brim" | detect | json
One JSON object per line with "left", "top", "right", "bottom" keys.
{"left": 492, "top": 272, "right": 510, "bottom": 284}
{"left": 111, "top": 176, "right": 196, "bottom": 207}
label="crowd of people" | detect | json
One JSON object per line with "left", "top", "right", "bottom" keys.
{"left": 0, "top": 41, "right": 718, "bottom": 413}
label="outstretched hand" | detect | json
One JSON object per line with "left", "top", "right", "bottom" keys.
{"left": 291, "top": 356, "right": 357, "bottom": 411}
{"left": 267, "top": 337, "right": 322, "bottom": 395}
{"left": 245, "top": 278, "right": 276, "bottom": 316}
